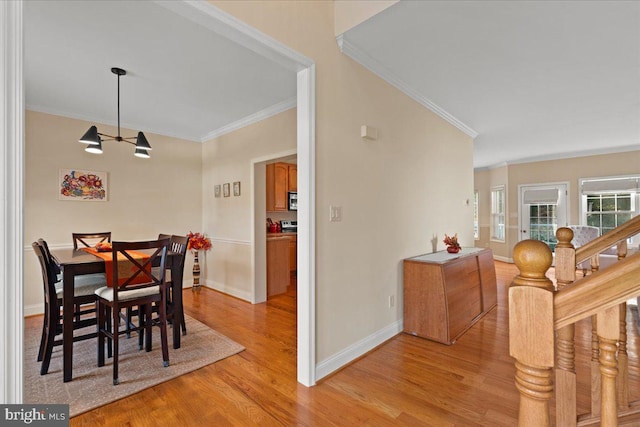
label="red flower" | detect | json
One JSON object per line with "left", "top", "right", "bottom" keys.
{"left": 443, "top": 233, "right": 461, "bottom": 249}
{"left": 187, "top": 232, "right": 212, "bottom": 251}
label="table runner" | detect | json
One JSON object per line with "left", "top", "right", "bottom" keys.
{"left": 82, "top": 247, "right": 151, "bottom": 287}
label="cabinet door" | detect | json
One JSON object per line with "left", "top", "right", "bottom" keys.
{"left": 288, "top": 165, "right": 297, "bottom": 192}
{"left": 266, "top": 163, "right": 289, "bottom": 211}
{"left": 273, "top": 163, "right": 289, "bottom": 210}
{"left": 289, "top": 235, "right": 297, "bottom": 273}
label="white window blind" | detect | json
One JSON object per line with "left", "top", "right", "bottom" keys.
{"left": 581, "top": 177, "right": 640, "bottom": 194}
{"left": 523, "top": 188, "right": 559, "bottom": 204}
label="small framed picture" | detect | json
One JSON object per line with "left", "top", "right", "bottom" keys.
{"left": 223, "top": 183, "right": 230, "bottom": 197}
{"left": 214, "top": 185, "right": 221, "bottom": 198}
{"left": 233, "top": 181, "right": 241, "bottom": 196}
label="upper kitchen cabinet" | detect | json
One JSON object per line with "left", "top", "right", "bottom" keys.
{"left": 288, "top": 164, "right": 297, "bottom": 192}
{"left": 266, "top": 162, "right": 297, "bottom": 211}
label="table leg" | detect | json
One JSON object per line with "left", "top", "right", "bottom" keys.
{"left": 62, "top": 267, "right": 75, "bottom": 382}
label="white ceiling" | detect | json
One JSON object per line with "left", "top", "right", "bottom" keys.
{"left": 25, "top": 1, "right": 640, "bottom": 169}
{"left": 24, "top": 0, "right": 297, "bottom": 143}
{"left": 340, "top": 1, "right": 640, "bottom": 169}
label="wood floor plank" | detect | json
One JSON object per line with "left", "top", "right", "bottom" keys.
{"left": 21, "top": 262, "right": 640, "bottom": 425}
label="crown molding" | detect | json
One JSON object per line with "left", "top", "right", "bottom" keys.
{"left": 476, "top": 145, "right": 640, "bottom": 171}
{"left": 26, "top": 104, "right": 202, "bottom": 143}
{"left": 201, "top": 97, "right": 297, "bottom": 142}
{"left": 155, "top": 0, "right": 312, "bottom": 72}
{"left": 336, "top": 35, "right": 478, "bottom": 139}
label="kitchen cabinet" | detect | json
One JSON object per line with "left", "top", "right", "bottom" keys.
{"left": 267, "top": 237, "right": 290, "bottom": 297}
{"left": 288, "top": 234, "right": 297, "bottom": 275}
{"left": 266, "top": 162, "right": 297, "bottom": 211}
{"left": 403, "top": 248, "right": 497, "bottom": 345}
{"left": 288, "top": 164, "right": 297, "bottom": 192}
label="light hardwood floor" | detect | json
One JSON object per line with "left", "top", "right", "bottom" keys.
{"left": 26, "top": 262, "right": 639, "bottom": 426}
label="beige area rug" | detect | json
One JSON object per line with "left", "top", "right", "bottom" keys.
{"left": 24, "top": 315, "right": 244, "bottom": 417}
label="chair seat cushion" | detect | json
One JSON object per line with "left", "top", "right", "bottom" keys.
{"left": 55, "top": 273, "right": 106, "bottom": 297}
{"left": 95, "top": 285, "right": 160, "bottom": 302}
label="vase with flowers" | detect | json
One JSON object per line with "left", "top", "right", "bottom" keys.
{"left": 443, "top": 233, "right": 461, "bottom": 254}
{"left": 187, "top": 231, "right": 212, "bottom": 289}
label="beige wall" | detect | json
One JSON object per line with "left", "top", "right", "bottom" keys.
{"left": 201, "top": 108, "right": 297, "bottom": 301}
{"left": 475, "top": 150, "right": 640, "bottom": 261}
{"left": 24, "top": 111, "right": 202, "bottom": 315}
{"left": 212, "top": 1, "right": 474, "bottom": 367}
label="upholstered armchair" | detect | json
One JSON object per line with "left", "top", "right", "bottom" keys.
{"left": 567, "top": 225, "right": 600, "bottom": 276}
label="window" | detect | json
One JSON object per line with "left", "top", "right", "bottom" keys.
{"left": 586, "top": 193, "right": 634, "bottom": 235}
{"left": 491, "top": 186, "right": 505, "bottom": 242}
{"left": 473, "top": 190, "right": 479, "bottom": 240}
{"left": 529, "top": 204, "right": 558, "bottom": 251}
{"left": 580, "top": 176, "right": 640, "bottom": 240}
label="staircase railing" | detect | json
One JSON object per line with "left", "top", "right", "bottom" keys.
{"left": 509, "top": 215, "right": 640, "bottom": 426}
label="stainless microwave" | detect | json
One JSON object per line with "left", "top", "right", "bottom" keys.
{"left": 288, "top": 192, "right": 297, "bottom": 211}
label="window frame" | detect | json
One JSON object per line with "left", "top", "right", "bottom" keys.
{"left": 579, "top": 175, "right": 640, "bottom": 245}
{"left": 473, "top": 190, "right": 479, "bottom": 240}
{"left": 490, "top": 185, "right": 506, "bottom": 242}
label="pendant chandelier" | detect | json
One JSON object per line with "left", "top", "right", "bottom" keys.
{"left": 78, "top": 67, "right": 152, "bottom": 159}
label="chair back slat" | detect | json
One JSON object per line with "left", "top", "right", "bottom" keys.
{"left": 111, "top": 239, "right": 170, "bottom": 299}
{"left": 73, "top": 232, "right": 111, "bottom": 250}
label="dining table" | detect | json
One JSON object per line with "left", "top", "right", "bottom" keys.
{"left": 50, "top": 247, "right": 184, "bottom": 382}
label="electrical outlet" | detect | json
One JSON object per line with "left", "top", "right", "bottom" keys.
{"left": 389, "top": 295, "right": 395, "bottom": 308}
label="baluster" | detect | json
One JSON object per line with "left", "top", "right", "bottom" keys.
{"left": 598, "top": 305, "right": 620, "bottom": 426}
{"left": 618, "top": 302, "right": 629, "bottom": 409}
{"left": 509, "top": 240, "right": 555, "bottom": 427}
{"left": 554, "top": 228, "right": 577, "bottom": 426}
{"left": 617, "top": 240, "right": 628, "bottom": 260}
{"left": 591, "top": 316, "right": 601, "bottom": 416}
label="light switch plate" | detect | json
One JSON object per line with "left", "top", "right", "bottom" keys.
{"left": 329, "top": 205, "right": 342, "bottom": 222}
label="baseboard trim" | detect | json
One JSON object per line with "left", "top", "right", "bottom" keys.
{"left": 315, "top": 319, "right": 403, "bottom": 381}
{"left": 494, "top": 255, "right": 513, "bottom": 263}
{"left": 24, "top": 303, "right": 43, "bottom": 317}
{"left": 203, "top": 280, "right": 252, "bottom": 302}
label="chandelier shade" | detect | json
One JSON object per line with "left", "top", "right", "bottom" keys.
{"left": 85, "top": 139, "right": 103, "bottom": 154}
{"left": 79, "top": 126, "right": 101, "bottom": 145}
{"left": 79, "top": 67, "right": 151, "bottom": 158}
{"left": 134, "top": 132, "right": 152, "bottom": 151}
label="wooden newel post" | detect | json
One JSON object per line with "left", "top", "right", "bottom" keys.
{"left": 509, "top": 240, "right": 555, "bottom": 427}
{"left": 554, "top": 228, "right": 578, "bottom": 426}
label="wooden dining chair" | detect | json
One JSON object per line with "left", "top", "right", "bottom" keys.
{"left": 72, "top": 232, "right": 111, "bottom": 250}
{"left": 128, "top": 234, "right": 190, "bottom": 340}
{"left": 95, "top": 238, "right": 171, "bottom": 385}
{"left": 33, "top": 240, "right": 106, "bottom": 375}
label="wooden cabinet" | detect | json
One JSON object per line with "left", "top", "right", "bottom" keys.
{"left": 288, "top": 164, "right": 297, "bottom": 192}
{"left": 403, "top": 248, "right": 497, "bottom": 345}
{"left": 266, "top": 162, "right": 297, "bottom": 211}
{"left": 288, "top": 234, "right": 297, "bottom": 275}
{"left": 267, "top": 237, "right": 290, "bottom": 297}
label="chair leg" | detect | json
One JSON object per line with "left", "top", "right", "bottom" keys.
{"left": 97, "top": 300, "right": 105, "bottom": 367}
{"left": 106, "top": 307, "right": 113, "bottom": 358}
{"left": 39, "top": 310, "right": 57, "bottom": 375}
{"left": 37, "top": 303, "right": 49, "bottom": 362}
{"left": 180, "top": 304, "right": 187, "bottom": 336}
{"left": 137, "top": 304, "right": 144, "bottom": 350}
{"left": 158, "top": 299, "right": 169, "bottom": 368}
{"left": 144, "top": 304, "right": 153, "bottom": 352}
{"left": 112, "top": 305, "right": 120, "bottom": 385}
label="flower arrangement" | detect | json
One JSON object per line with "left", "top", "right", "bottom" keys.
{"left": 187, "top": 231, "right": 212, "bottom": 252}
{"left": 443, "top": 233, "right": 461, "bottom": 250}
